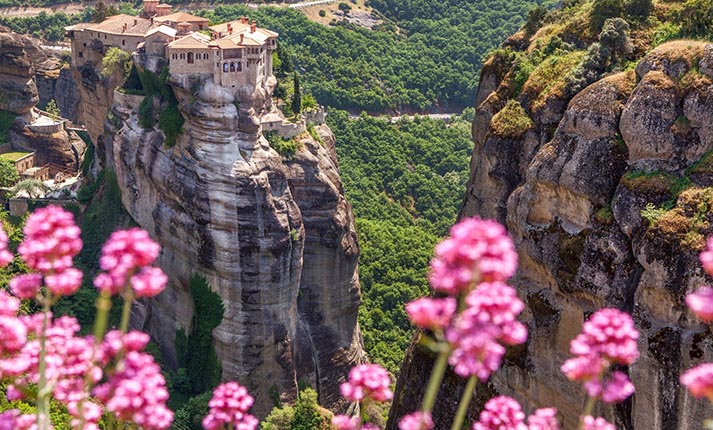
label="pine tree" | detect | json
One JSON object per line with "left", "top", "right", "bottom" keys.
{"left": 292, "top": 72, "right": 302, "bottom": 115}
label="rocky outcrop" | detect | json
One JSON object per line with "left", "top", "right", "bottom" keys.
{"left": 0, "top": 29, "right": 39, "bottom": 115}
{"left": 102, "top": 59, "right": 365, "bottom": 417}
{"left": 9, "top": 125, "right": 86, "bottom": 171}
{"left": 390, "top": 41, "right": 713, "bottom": 430}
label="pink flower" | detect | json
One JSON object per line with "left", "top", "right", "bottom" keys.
{"left": 9, "top": 274, "right": 42, "bottom": 299}
{"left": 332, "top": 415, "right": 360, "bottom": 430}
{"left": 527, "top": 408, "right": 559, "bottom": 430}
{"left": 94, "top": 350, "right": 173, "bottom": 429}
{"left": 581, "top": 416, "right": 614, "bottom": 430}
{"left": 18, "top": 205, "right": 82, "bottom": 273}
{"left": 130, "top": 266, "right": 168, "bottom": 298}
{"left": 0, "top": 225, "right": 13, "bottom": 268}
{"left": 340, "top": 364, "right": 392, "bottom": 402}
{"left": 601, "top": 371, "right": 635, "bottom": 403}
{"left": 406, "top": 297, "right": 456, "bottom": 330}
{"left": 45, "top": 268, "right": 83, "bottom": 296}
{"left": 202, "top": 382, "right": 257, "bottom": 430}
{"left": 95, "top": 228, "right": 165, "bottom": 296}
{"left": 686, "top": 286, "right": 713, "bottom": 323}
{"left": 570, "top": 309, "right": 639, "bottom": 365}
{"left": 398, "top": 411, "right": 433, "bottom": 430}
{"left": 0, "top": 291, "right": 19, "bottom": 316}
{"left": 429, "top": 217, "right": 517, "bottom": 295}
{"left": 0, "top": 316, "right": 26, "bottom": 355}
{"left": 700, "top": 237, "right": 713, "bottom": 276}
{"left": 562, "top": 309, "right": 639, "bottom": 403}
{"left": 681, "top": 363, "right": 713, "bottom": 400}
{"left": 473, "top": 396, "right": 526, "bottom": 430}
{"left": 446, "top": 283, "right": 527, "bottom": 380}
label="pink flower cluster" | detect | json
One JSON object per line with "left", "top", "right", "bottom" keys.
{"left": 472, "top": 396, "right": 559, "bottom": 430}
{"left": 398, "top": 411, "right": 434, "bottom": 430}
{"left": 333, "top": 363, "right": 393, "bottom": 430}
{"left": 682, "top": 237, "right": 713, "bottom": 402}
{"left": 561, "top": 308, "right": 638, "bottom": 403}
{"left": 406, "top": 297, "right": 456, "bottom": 331}
{"left": 94, "top": 228, "right": 166, "bottom": 297}
{"left": 447, "top": 282, "right": 527, "bottom": 380}
{"left": 340, "top": 363, "right": 393, "bottom": 402}
{"left": 581, "top": 416, "right": 615, "bottom": 430}
{"left": 10, "top": 206, "right": 84, "bottom": 297}
{"left": 202, "top": 382, "right": 258, "bottom": 430}
{"left": 429, "top": 217, "right": 518, "bottom": 295}
{"left": 94, "top": 330, "right": 173, "bottom": 429}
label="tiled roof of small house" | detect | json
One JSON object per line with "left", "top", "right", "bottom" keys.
{"left": 154, "top": 12, "right": 210, "bottom": 24}
{"left": 167, "top": 32, "right": 211, "bottom": 49}
{"left": 146, "top": 25, "right": 177, "bottom": 38}
{"left": 81, "top": 14, "right": 159, "bottom": 36}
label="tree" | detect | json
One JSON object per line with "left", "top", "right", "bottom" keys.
{"left": 0, "top": 160, "right": 19, "bottom": 188}
{"left": 338, "top": 2, "right": 352, "bottom": 13}
{"left": 101, "top": 47, "right": 132, "bottom": 79}
{"left": 590, "top": 0, "right": 624, "bottom": 32}
{"left": 45, "top": 99, "right": 60, "bottom": 119}
{"left": 626, "top": 0, "right": 653, "bottom": 20}
{"left": 292, "top": 72, "right": 302, "bottom": 115}
{"left": 91, "top": 1, "right": 117, "bottom": 23}
{"left": 524, "top": 5, "right": 548, "bottom": 36}
{"left": 680, "top": 0, "right": 713, "bottom": 37}
{"left": 10, "top": 179, "right": 49, "bottom": 198}
{"left": 599, "top": 18, "right": 632, "bottom": 64}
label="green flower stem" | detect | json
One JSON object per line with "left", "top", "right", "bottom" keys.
{"left": 579, "top": 395, "right": 598, "bottom": 430}
{"left": 93, "top": 290, "right": 112, "bottom": 341}
{"left": 450, "top": 375, "right": 477, "bottom": 430}
{"left": 119, "top": 286, "right": 134, "bottom": 334}
{"left": 421, "top": 346, "right": 451, "bottom": 413}
{"left": 37, "top": 295, "right": 52, "bottom": 430}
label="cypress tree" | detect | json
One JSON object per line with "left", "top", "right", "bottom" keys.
{"left": 292, "top": 72, "right": 302, "bottom": 115}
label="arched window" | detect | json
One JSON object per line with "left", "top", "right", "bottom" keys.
{"left": 223, "top": 63, "right": 229, "bottom": 72}
{"left": 180, "top": 53, "right": 185, "bottom": 60}
{"left": 187, "top": 52, "right": 194, "bottom": 64}
{"left": 236, "top": 62, "right": 242, "bottom": 72}
{"left": 230, "top": 62, "right": 235, "bottom": 72}
{"left": 204, "top": 53, "right": 209, "bottom": 60}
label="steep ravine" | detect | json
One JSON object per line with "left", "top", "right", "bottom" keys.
{"left": 73, "top": 53, "right": 365, "bottom": 417}
{"left": 389, "top": 41, "right": 713, "bottom": 430}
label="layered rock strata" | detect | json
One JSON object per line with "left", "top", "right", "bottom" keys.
{"left": 389, "top": 41, "right": 713, "bottom": 430}
{"left": 101, "top": 59, "right": 364, "bottom": 417}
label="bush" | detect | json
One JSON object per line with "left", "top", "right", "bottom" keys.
{"left": 318, "top": 9, "right": 326, "bottom": 17}
{"left": 0, "top": 159, "right": 19, "bottom": 188}
{"left": 679, "top": 0, "right": 713, "bottom": 38}
{"left": 626, "top": 0, "right": 652, "bottom": 20}
{"left": 489, "top": 100, "right": 533, "bottom": 139}
{"left": 100, "top": 47, "right": 132, "bottom": 79}
{"left": 590, "top": 0, "right": 624, "bottom": 32}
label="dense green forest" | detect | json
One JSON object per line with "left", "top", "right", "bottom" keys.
{"left": 327, "top": 110, "right": 473, "bottom": 372}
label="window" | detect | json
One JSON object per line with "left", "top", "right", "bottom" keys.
{"left": 236, "top": 62, "right": 242, "bottom": 72}
{"left": 122, "top": 39, "right": 125, "bottom": 46}
{"left": 230, "top": 62, "right": 235, "bottom": 72}
{"left": 83, "top": 42, "right": 86, "bottom": 47}
{"left": 180, "top": 53, "right": 185, "bottom": 59}
{"left": 204, "top": 53, "right": 209, "bottom": 60}
{"left": 188, "top": 52, "right": 194, "bottom": 64}
{"left": 223, "top": 63, "right": 228, "bottom": 72}
{"left": 199, "top": 24, "right": 204, "bottom": 30}
{"left": 78, "top": 51, "right": 83, "bottom": 58}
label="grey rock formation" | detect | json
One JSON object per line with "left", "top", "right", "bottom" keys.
{"left": 0, "top": 30, "right": 39, "bottom": 114}
{"left": 390, "top": 41, "right": 713, "bottom": 430}
{"left": 93, "top": 58, "right": 365, "bottom": 417}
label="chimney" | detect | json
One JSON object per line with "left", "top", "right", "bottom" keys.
{"left": 123, "top": 23, "right": 127, "bottom": 32}
{"left": 241, "top": 16, "right": 248, "bottom": 24}
{"left": 250, "top": 20, "right": 256, "bottom": 33}
{"left": 227, "top": 23, "right": 232, "bottom": 34}
{"left": 240, "top": 34, "right": 244, "bottom": 44}
{"left": 133, "top": 18, "right": 137, "bottom": 26}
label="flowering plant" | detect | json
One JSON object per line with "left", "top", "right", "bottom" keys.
{"left": 0, "top": 206, "right": 258, "bottom": 430}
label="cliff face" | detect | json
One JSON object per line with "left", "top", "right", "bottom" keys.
{"left": 390, "top": 41, "right": 713, "bottom": 430}
{"left": 0, "top": 30, "right": 39, "bottom": 115}
{"left": 98, "top": 60, "right": 364, "bottom": 416}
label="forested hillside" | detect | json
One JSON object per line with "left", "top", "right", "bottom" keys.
{"left": 327, "top": 110, "right": 473, "bottom": 372}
